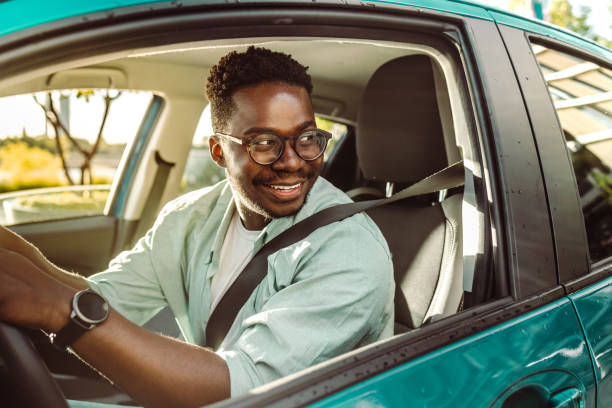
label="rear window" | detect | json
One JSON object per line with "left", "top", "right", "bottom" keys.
{"left": 531, "top": 42, "right": 612, "bottom": 262}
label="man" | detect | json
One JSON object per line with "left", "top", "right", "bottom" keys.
{"left": 0, "top": 46, "right": 394, "bottom": 407}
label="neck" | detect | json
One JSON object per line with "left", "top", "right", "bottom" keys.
{"left": 235, "top": 204, "right": 269, "bottom": 231}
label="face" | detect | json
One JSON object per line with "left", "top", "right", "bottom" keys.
{"left": 209, "top": 82, "right": 322, "bottom": 230}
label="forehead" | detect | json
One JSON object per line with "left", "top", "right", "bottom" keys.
{"left": 228, "top": 82, "right": 314, "bottom": 134}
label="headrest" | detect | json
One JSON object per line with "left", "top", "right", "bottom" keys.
{"left": 357, "top": 55, "right": 447, "bottom": 184}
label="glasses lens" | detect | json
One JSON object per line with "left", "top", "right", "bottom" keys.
{"left": 296, "top": 130, "right": 327, "bottom": 160}
{"left": 249, "top": 133, "right": 282, "bottom": 164}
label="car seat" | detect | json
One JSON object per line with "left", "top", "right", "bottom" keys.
{"left": 355, "top": 55, "right": 464, "bottom": 332}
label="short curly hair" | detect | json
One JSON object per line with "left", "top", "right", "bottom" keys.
{"left": 205, "top": 46, "right": 313, "bottom": 132}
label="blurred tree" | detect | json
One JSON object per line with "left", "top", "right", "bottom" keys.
{"left": 33, "top": 89, "right": 121, "bottom": 185}
{"left": 0, "top": 135, "right": 57, "bottom": 154}
{"left": 0, "top": 141, "right": 62, "bottom": 193}
{"left": 547, "top": 0, "right": 611, "bottom": 47}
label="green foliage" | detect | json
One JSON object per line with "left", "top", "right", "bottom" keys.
{"left": 0, "top": 135, "right": 57, "bottom": 154}
{"left": 76, "top": 89, "right": 95, "bottom": 102}
{"left": 181, "top": 146, "right": 225, "bottom": 193}
{"left": 0, "top": 178, "right": 63, "bottom": 194}
{"left": 0, "top": 136, "right": 117, "bottom": 193}
{"left": 0, "top": 141, "right": 63, "bottom": 193}
{"left": 548, "top": 0, "right": 612, "bottom": 48}
{"left": 549, "top": 0, "right": 590, "bottom": 36}
{"left": 315, "top": 116, "right": 348, "bottom": 157}
{"left": 315, "top": 117, "right": 335, "bottom": 132}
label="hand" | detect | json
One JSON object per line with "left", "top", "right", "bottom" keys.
{"left": 0, "top": 225, "right": 56, "bottom": 275}
{"left": 0, "top": 248, "right": 74, "bottom": 332}
{"left": 0, "top": 225, "right": 89, "bottom": 291}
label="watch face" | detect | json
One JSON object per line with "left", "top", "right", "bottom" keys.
{"left": 75, "top": 291, "right": 109, "bottom": 324}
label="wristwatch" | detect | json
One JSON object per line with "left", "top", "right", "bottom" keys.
{"left": 51, "top": 289, "right": 109, "bottom": 350}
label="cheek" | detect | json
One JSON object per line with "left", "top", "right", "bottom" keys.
{"left": 308, "top": 157, "right": 324, "bottom": 176}
{"left": 225, "top": 151, "right": 262, "bottom": 185}
{"left": 224, "top": 145, "right": 249, "bottom": 172}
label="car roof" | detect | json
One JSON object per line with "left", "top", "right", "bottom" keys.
{"left": 0, "top": 0, "right": 609, "bottom": 59}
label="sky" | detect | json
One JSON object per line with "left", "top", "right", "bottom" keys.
{"left": 0, "top": 91, "right": 153, "bottom": 145}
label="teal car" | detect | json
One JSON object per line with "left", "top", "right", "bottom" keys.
{"left": 0, "top": 1, "right": 610, "bottom": 407}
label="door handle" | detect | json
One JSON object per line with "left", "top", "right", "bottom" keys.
{"left": 499, "top": 385, "right": 583, "bottom": 408}
{"left": 549, "top": 387, "right": 583, "bottom": 408}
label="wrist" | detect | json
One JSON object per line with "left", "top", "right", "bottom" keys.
{"left": 50, "top": 289, "right": 109, "bottom": 350}
{"left": 47, "top": 288, "right": 75, "bottom": 333}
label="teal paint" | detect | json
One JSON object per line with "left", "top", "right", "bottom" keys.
{"left": 0, "top": 0, "right": 168, "bottom": 37}
{"left": 355, "top": 0, "right": 492, "bottom": 20}
{"left": 0, "top": 0, "right": 608, "bottom": 59}
{"left": 0, "top": 0, "right": 491, "bottom": 38}
{"left": 309, "top": 299, "right": 596, "bottom": 408}
{"left": 532, "top": 0, "right": 543, "bottom": 20}
{"left": 571, "top": 275, "right": 612, "bottom": 408}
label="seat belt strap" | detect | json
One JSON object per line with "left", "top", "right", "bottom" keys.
{"left": 205, "top": 160, "right": 465, "bottom": 349}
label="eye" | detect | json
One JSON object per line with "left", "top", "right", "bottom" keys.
{"left": 254, "top": 138, "right": 275, "bottom": 146}
{"left": 251, "top": 134, "right": 280, "bottom": 151}
{"left": 298, "top": 131, "right": 317, "bottom": 144}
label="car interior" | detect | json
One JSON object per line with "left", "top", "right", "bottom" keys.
{"left": 0, "top": 33, "right": 491, "bottom": 404}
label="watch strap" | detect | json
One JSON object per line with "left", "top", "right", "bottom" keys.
{"left": 52, "top": 316, "right": 92, "bottom": 350}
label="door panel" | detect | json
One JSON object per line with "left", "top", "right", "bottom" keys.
{"left": 308, "top": 299, "right": 595, "bottom": 408}
{"left": 10, "top": 215, "right": 117, "bottom": 276}
{"left": 570, "top": 275, "right": 612, "bottom": 408}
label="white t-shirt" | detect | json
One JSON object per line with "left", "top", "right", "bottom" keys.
{"left": 210, "top": 211, "right": 260, "bottom": 312}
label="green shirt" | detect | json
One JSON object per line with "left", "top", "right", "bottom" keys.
{"left": 88, "top": 177, "right": 394, "bottom": 396}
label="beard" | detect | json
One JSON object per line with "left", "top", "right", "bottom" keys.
{"left": 226, "top": 167, "right": 318, "bottom": 220}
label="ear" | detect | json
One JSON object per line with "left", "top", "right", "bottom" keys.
{"left": 209, "top": 136, "right": 226, "bottom": 168}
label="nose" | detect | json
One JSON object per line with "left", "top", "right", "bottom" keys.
{"left": 271, "top": 139, "right": 303, "bottom": 172}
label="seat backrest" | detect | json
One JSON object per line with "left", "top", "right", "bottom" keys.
{"left": 356, "top": 55, "right": 463, "bottom": 331}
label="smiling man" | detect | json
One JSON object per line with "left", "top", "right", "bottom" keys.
{"left": 0, "top": 47, "right": 394, "bottom": 407}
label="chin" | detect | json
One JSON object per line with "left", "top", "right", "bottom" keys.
{"left": 265, "top": 201, "right": 304, "bottom": 219}
{"left": 230, "top": 175, "right": 317, "bottom": 221}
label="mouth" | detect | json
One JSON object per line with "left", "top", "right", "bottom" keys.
{"left": 261, "top": 182, "right": 304, "bottom": 200}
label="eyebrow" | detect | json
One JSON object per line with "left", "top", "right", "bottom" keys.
{"left": 243, "top": 120, "right": 317, "bottom": 136}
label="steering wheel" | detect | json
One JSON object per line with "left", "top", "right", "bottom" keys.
{"left": 0, "top": 322, "right": 68, "bottom": 408}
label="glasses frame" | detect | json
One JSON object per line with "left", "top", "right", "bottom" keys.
{"left": 214, "top": 128, "right": 333, "bottom": 165}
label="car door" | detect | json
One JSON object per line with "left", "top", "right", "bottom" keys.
{"left": 496, "top": 20, "right": 612, "bottom": 408}
{"left": 206, "top": 6, "right": 597, "bottom": 408}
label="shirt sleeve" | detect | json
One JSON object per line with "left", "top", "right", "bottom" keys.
{"left": 87, "top": 202, "right": 189, "bottom": 326}
{"left": 216, "top": 217, "right": 395, "bottom": 396}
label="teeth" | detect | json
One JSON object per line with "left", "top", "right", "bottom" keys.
{"left": 268, "top": 183, "right": 300, "bottom": 190}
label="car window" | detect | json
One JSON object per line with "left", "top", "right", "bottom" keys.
{"left": 180, "top": 104, "right": 348, "bottom": 194}
{"left": 0, "top": 89, "right": 153, "bottom": 225}
{"left": 531, "top": 43, "right": 612, "bottom": 263}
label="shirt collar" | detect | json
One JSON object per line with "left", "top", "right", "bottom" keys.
{"left": 206, "top": 176, "right": 331, "bottom": 265}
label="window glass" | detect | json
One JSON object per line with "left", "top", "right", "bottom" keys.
{"left": 531, "top": 43, "right": 612, "bottom": 262}
{"left": 315, "top": 116, "right": 348, "bottom": 160}
{"left": 0, "top": 89, "right": 153, "bottom": 225}
{"left": 180, "top": 105, "right": 348, "bottom": 194}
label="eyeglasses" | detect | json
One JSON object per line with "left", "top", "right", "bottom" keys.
{"left": 214, "top": 128, "right": 332, "bottom": 165}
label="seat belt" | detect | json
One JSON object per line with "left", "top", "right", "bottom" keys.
{"left": 205, "top": 160, "right": 465, "bottom": 349}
